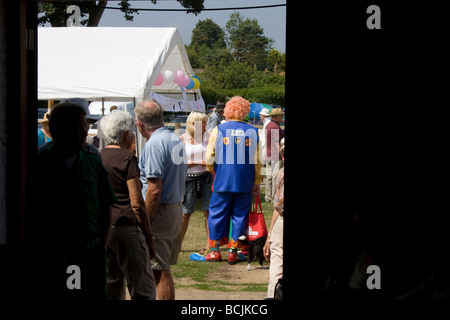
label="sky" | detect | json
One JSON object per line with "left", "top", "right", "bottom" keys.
{"left": 96, "top": 0, "right": 287, "bottom": 53}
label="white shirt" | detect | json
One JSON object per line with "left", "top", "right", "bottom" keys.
{"left": 184, "top": 135, "right": 208, "bottom": 174}
{"left": 259, "top": 117, "right": 271, "bottom": 162}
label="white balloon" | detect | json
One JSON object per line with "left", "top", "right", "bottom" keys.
{"left": 164, "top": 70, "right": 174, "bottom": 83}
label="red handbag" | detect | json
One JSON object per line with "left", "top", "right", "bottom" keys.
{"left": 246, "top": 195, "right": 268, "bottom": 241}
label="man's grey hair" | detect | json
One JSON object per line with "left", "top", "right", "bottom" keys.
{"left": 99, "top": 110, "right": 134, "bottom": 146}
{"left": 134, "top": 100, "right": 164, "bottom": 130}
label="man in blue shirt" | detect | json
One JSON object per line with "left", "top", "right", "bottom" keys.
{"left": 135, "top": 100, "right": 187, "bottom": 300}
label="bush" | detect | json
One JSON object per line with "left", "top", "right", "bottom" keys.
{"left": 198, "top": 66, "right": 285, "bottom": 107}
{"left": 200, "top": 86, "right": 284, "bottom": 107}
{"left": 201, "top": 60, "right": 254, "bottom": 90}
{"left": 244, "top": 87, "right": 285, "bottom": 106}
{"left": 199, "top": 85, "right": 228, "bottom": 106}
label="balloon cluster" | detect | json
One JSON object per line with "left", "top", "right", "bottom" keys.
{"left": 153, "top": 70, "right": 201, "bottom": 90}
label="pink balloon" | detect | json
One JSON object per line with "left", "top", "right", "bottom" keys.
{"left": 153, "top": 73, "right": 164, "bottom": 86}
{"left": 180, "top": 74, "right": 190, "bottom": 87}
{"left": 173, "top": 70, "right": 185, "bottom": 85}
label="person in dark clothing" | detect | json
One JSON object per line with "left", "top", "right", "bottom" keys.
{"left": 30, "top": 102, "right": 117, "bottom": 299}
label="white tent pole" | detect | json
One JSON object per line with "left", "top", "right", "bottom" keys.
{"left": 134, "top": 95, "right": 145, "bottom": 161}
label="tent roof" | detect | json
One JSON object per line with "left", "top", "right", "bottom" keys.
{"left": 38, "top": 27, "right": 197, "bottom": 101}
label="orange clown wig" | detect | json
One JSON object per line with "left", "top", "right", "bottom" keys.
{"left": 223, "top": 96, "right": 250, "bottom": 121}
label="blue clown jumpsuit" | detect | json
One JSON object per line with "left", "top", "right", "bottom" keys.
{"left": 205, "top": 120, "right": 261, "bottom": 249}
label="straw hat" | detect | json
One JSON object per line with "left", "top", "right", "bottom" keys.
{"left": 38, "top": 112, "right": 50, "bottom": 124}
{"left": 269, "top": 108, "right": 285, "bottom": 116}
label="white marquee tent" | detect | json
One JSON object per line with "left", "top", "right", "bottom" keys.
{"left": 38, "top": 27, "right": 203, "bottom": 107}
{"left": 38, "top": 27, "right": 204, "bottom": 158}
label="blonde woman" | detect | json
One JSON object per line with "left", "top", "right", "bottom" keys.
{"left": 180, "top": 111, "right": 212, "bottom": 255}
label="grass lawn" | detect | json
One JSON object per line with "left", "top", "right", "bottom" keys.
{"left": 172, "top": 187, "right": 274, "bottom": 292}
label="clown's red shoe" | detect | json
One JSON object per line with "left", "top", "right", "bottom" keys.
{"left": 204, "top": 249, "right": 222, "bottom": 262}
{"left": 227, "top": 250, "right": 241, "bottom": 265}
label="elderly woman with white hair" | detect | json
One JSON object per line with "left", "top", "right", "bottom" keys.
{"left": 99, "top": 110, "right": 156, "bottom": 300}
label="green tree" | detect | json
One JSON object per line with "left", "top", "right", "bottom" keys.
{"left": 267, "top": 49, "right": 286, "bottom": 72}
{"left": 186, "top": 44, "right": 232, "bottom": 69}
{"left": 187, "top": 19, "right": 231, "bottom": 69}
{"left": 185, "top": 45, "right": 201, "bottom": 69}
{"left": 191, "top": 19, "right": 226, "bottom": 51}
{"left": 201, "top": 60, "right": 254, "bottom": 90}
{"left": 225, "top": 11, "right": 274, "bottom": 70}
{"left": 38, "top": 0, "right": 205, "bottom": 27}
{"left": 249, "top": 71, "right": 285, "bottom": 88}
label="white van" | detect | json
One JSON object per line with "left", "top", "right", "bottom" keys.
{"left": 88, "top": 101, "right": 135, "bottom": 119}
{"left": 87, "top": 101, "right": 135, "bottom": 142}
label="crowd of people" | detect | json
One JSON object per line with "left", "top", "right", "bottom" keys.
{"left": 33, "top": 96, "right": 285, "bottom": 300}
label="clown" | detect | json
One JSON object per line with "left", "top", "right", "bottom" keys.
{"left": 204, "top": 96, "right": 262, "bottom": 264}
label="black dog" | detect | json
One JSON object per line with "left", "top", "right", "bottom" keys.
{"left": 239, "top": 235, "right": 268, "bottom": 271}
